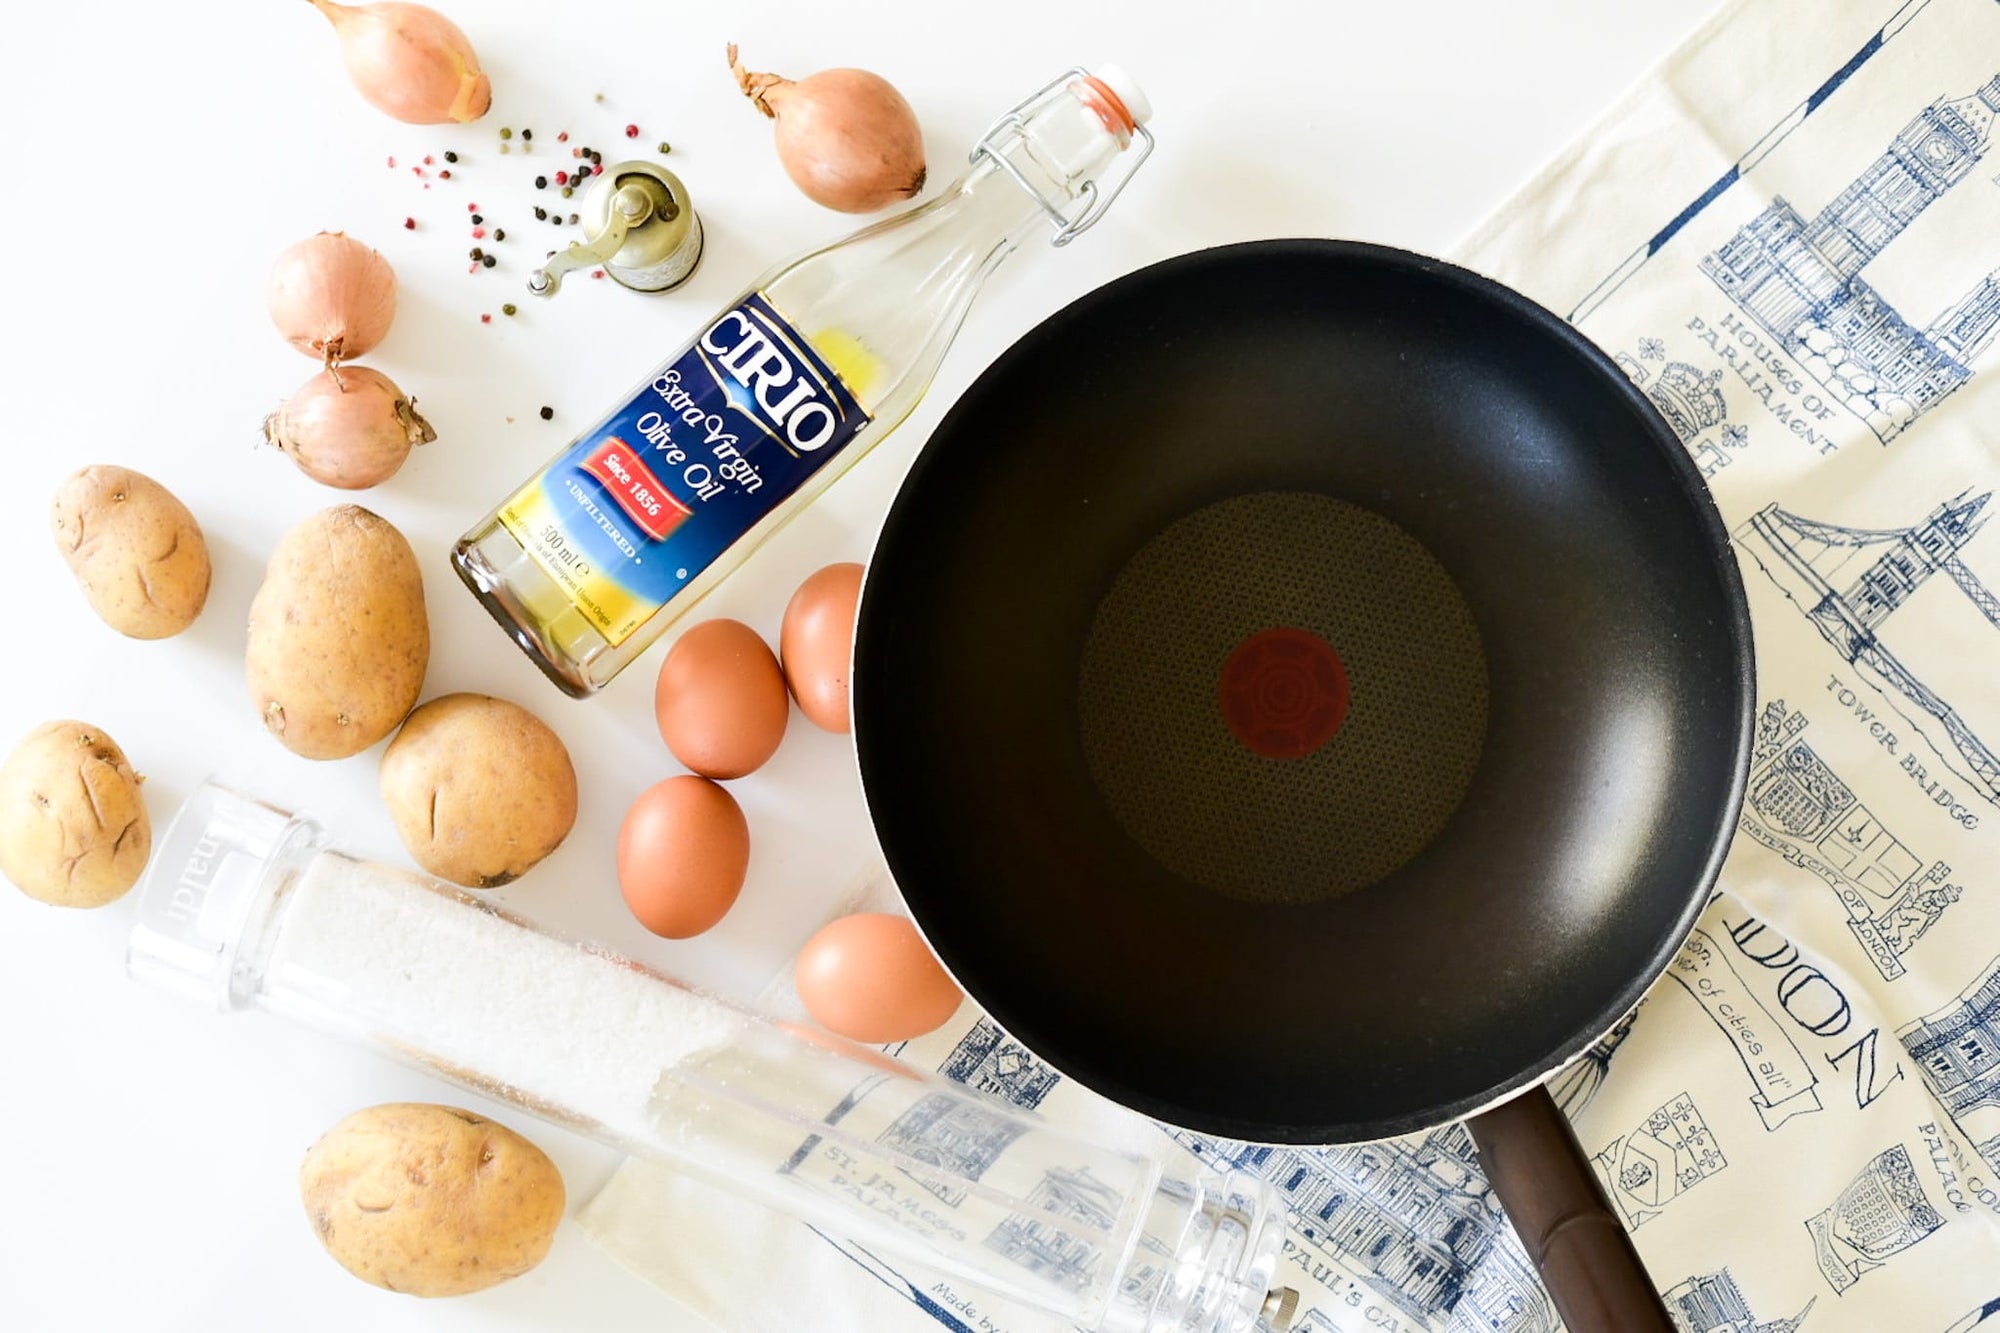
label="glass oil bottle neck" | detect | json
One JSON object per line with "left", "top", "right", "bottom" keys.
{"left": 758, "top": 74, "right": 1143, "bottom": 410}
{"left": 951, "top": 74, "right": 1139, "bottom": 248}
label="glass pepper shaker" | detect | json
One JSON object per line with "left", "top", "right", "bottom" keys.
{"left": 128, "top": 782, "right": 1294, "bottom": 1333}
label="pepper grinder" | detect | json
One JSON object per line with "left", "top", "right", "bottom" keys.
{"left": 529, "top": 161, "right": 704, "bottom": 297}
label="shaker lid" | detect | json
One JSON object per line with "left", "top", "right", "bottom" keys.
{"left": 126, "top": 782, "right": 323, "bottom": 1011}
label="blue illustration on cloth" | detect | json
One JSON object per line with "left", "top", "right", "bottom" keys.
{"left": 1571, "top": 0, "right": 1950, "bottom": 321}
{"left": 1164, "top": 1128, "right": 1554, "bottom": 1332}
{"left": 1662, "top": 1267, "right": 1814, "bottom": 1332}
{"left": 1899, "top": 956, "right": 2000, "bottom": 1172}
{"left": 1609, "top": 351, "right": 1751, "bottom": 478}
{"left": 1736, "top": 699, "right": 1968, "bottom": 980}
{"left": 1948, "top": 1295, "right": 2000, "bottom": 1332}
{"left": 1700, "top": 76, "right": 2000, "bottom": 442}
{"left": 1589, "top": 1092, "right": 1730, "bottom": 1229}
{"left": 1803, "top": 1144, "right": 1946, "bottom": 1294}
{"left": 936, "top": 1018, "right": 1061, "bottom": 1110}
{"left": 1735, "top": 494, "right": 2000, "bottom": 811}
{"left": 931, "top": 1022, "right": 1563, "bottom": 1331}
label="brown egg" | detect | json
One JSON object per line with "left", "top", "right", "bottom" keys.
{"left": 795, "top": 913, "right": 963, "bottom": 1044}
{"left": 779, "top": 562, "right": 865, "bottom": 734}
{"left": 617, "top": 776, "right": 750, "bottom": 938}
{"left": 654, "top": 619, "right": 789, "bottom": 779}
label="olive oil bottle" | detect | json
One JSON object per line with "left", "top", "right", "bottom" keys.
{"left": 453, "top": 67, "right": 1153, "bottom": 696}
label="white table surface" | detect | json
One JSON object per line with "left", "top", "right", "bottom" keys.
{"left": 0, "top": 2, "right": 1721, "bottom": 1329}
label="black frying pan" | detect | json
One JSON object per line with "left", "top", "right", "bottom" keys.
{"left": 853, "top": 240, "right": 1754, "bottom": 1330}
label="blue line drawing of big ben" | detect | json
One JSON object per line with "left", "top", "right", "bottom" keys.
{"left": 1735, "top": 492, "right": 2000, "bottom": 808}
{"left": 1701, "top": 75, "right": 2000, "bottom": 442}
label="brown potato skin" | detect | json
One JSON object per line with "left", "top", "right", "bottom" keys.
{"left": 0, "top": 721, "right": 150, "bottom": 908}
{"left": 247, "top": 505, "right": 429, "bottom": 760}
{"left": 299, "top": 1103, "right": 565, "bottom": 1298}
{"left": 51, "top": 466, "right": 211, "bottom": 639}
{"left": 380, "top": 693, "right": 578, "bottom": 888}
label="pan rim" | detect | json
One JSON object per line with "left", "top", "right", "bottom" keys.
{"left": 852, "top": 236, "right": 1758, "bottom": 1146}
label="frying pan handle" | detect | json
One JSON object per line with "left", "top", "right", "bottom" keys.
{"left": 1466, "top": 1085, "right": 1672, "bottom": 1332}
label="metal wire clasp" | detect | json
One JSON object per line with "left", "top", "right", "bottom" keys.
{"left": 969, "top": 67, "right": 1155, "bottom": 247}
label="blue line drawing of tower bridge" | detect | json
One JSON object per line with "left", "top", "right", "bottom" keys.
{"left": 1701, "top": 74, "right": 2000, "bottom": 443}
{"left": 1735, "top": 492, "right": 2000, "bottom": 808}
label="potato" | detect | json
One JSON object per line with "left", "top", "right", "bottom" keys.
{"left": 380, "top": 693, "right": 578, "bottom": 888}
{"left": 51, "top": 465, "right": 211, "bottom": 639}
{"left": 0, "top": 721, "right": 150, "bottom": 907}
{"left": 299, "top": 1103, "right": 564, "bottom": 1298}
{"left": 247, "top": 505, "right": 429, "bottom": 760}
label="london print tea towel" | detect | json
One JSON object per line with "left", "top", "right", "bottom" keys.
{"left": 579, "top": 1, "right": 2000, "bottom": 1328}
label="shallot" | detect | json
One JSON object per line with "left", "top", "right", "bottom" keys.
{"left": 268, "top": 232, "right": 398, "bottom": 368}
{"left": 308, "top": 0, "right": 491, "bottom": 125}
{"left": 727, "top": 44, "right": 926, "bottom": 213}
{"left": 265, "top": 366, "right": 435, "bottom": 490}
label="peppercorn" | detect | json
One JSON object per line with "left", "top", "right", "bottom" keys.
{"left": 534, "top": 206, "right": 548, "bottom": 220}
{"left": 569, "top": 214, "right": 580, "bottom": 225}
{"left": 535, "top": 176, "right": 548, "bottom": 189}
{"left": 557, "top": 131, "right": 569, "bottom": 142}
{"left": 403, "top": 217, "right": 416, "bottom": 230}
{"left": 470, "top": 246, "right": 484, "bottom": 260}
{"left": 657, "top": 141, "right": 672, "bottom": 155}
{"left": 500, "top": 127, "right": 513, "bottom": 139}
{"left": 483, "top": 254, "right": 497, "bottom": 268}
{"left": 625, "top": 123, "right": 639, "bottom": 138}
{"left": 502, "top": 303, "right": 518, "bottom": 316}
{"left": 540, "top": 406, "right": 554, "bottom": 420}
{"left": 472, "top": 227, "right": 486, "bottom": 239}
{"left": 471, "top": 213, "right": 483, "bottom": 224}
{"left": 561, "top": 186, "right": 573, "bottom": 198}
{"left": 589, "top": 149, "right": 603, "bottom": 164}
{"left": 481, "top": 313, "right": 492, "bottom": 324}
{"left": 494, "top": 229, "right": 505, "bottom": 241}
{"left": 522, "top": 128, "right": 533, "bottom": 141}
{"left": 438, "top": 169, "right": 452, "bottom": 180}
{"left": 555, "top": 171, "right": 568, "bottom": 186}
{"left": 444, "top": 150, "right": 458, "bottom": 163}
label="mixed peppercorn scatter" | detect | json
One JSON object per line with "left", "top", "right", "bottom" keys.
{"left": 376, "top": 98, "right": 676, "bottom": 321}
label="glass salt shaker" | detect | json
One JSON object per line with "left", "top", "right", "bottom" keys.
{"left": 128, "top": 782, "right": 1295, "bottom": 1333}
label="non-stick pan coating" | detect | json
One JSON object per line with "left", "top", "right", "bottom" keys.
{"left": 854, "top": 240, "right": 1754, "bottom": 1144}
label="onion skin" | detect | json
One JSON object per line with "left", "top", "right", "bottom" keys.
{"left": 265, "top": 366, "right": 435, "bottom": 490}
{"left": 269, "top": 232, "right": 398, "bottom": 368}
{"left": 310, "top": 0, "right": 491, "bottom": 125}
{"left": 728, "top": 44, "right": 926, "bottom": 214}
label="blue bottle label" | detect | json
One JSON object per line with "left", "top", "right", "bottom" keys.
{"left": 498, "top": 293, "right": 871, "bottom": 646}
